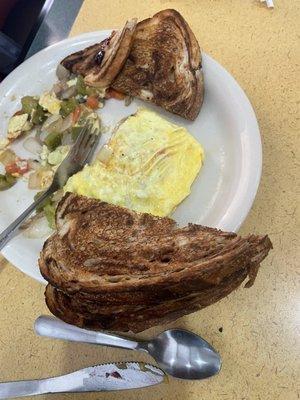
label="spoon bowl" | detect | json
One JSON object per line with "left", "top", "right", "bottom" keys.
{"left": 35, "top": 316, "right": 221, "bottom": 380}
{"left": 146, "top": 329, "right": 221, "bottom": 379}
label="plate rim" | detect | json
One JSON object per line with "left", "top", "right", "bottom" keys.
{"left": 0, "top": 30, "right": 262, "bottom": 284}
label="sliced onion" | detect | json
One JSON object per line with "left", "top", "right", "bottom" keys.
{"left": 52, "top": 81, "right": 68, "bottom": 97}
{"left": 42, "top": 114, "right": 63, "bottom": 134}
{"left": 60, "top": 113, "right": 73, "bottom": 132}
{"left": 23, "top": 214, "right": 53, "bottom": 238}
{"left": 0, "top": 149, "right": 16, "bottom": 166}
{"left": 61, "top": 85, "right": 77, "bottom": 100}
{"left": 97, "top": 145, "right": 113, "bottom": 164}
{"left": 28, "top": 168, "right": 53, "bottom": 190}
{"left": 52, "top": 189, "right": 63, "bottom": 202}
{"left": 23, "top": 137, "right": 42, "bottom": 155}
{"left": 61, "top": 132, "right": 73, "bottom": 146}
{"left": 27, "top": 159, "right": 41, "bottom": 171}
{"left": 28, "top": 171, "right": 42, "bottom": 190}
{"left": 56, "top": 63, "right": 70, "bottom": 81}
{"left": 35, "top": 126, "right": 43, "bottom": 144}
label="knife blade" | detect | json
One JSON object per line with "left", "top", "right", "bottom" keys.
{"left": 0, "top": 362, "right": 165, "bottom": 399}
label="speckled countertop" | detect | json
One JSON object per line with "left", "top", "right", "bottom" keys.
{"left": 0, "top": 1, "right": 299, "bottom": 399}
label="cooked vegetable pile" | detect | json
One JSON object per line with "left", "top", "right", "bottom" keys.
{"left": 0, "top": 64, "right": 104, "bottom": 230}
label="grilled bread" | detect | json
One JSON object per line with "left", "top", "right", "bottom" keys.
{"left": 61, "top": 19, "right": 137, "bottom": 89}
{"left": 111, "top": 9, "right": 203, "bottom": 120}
{"left": 45, "top": 269, "right": 248, "bottom": 332}
{"left": 60, "top": 9, "right": 204, "bottom": 120}
{"left": 39, "top": 193, "right": 272, "bottom": 332}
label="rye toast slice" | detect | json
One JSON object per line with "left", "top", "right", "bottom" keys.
{"left": 45, "top": 268, "right": 248, "bottom": 332}
{"left": 40, "top": 193, "right": 272, "bottom": 332}
{"left": 39, "top": 193, "right": 271, "bottom": 298}
{"left": 61, "top": 19, "right": 137, "bottom": 89}
{"left": 112, "top": 9, "right": 204, "bottom": 120}
{"left": 39, "top": 193, "right": 271, "bottom": 296}
{"left": 60, "top": 9, "right": 204, "bottom": 120}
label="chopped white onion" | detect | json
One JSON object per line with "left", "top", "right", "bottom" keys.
{"left": 28, "top": 168, "right": 53, "bottom": 190}
{"left": 60, "top": 113, "right": 73, "bottom": 132}
{"left": 97, "top": 145, "right": 113, "bottom": 164}
{"left": 23, "top": 214, "right": 53, "bottom": 238}
{"left": 42, "top": 114, "right": 63, "bottom": 133}
{"left": 35, "top": 127, "right": 44, "bottom": 144}
{"left": 52, "top": 82, "right": 66, "bottom": 98}
{"left": 27, "top": 159, "right": 41, "bottom": 171}
{"left": 0, "top": 149, "right": 16, "bottom": 166}
{"left": 56, "top": 63, "right": 70, "bottom": 81}
{"left": 61, "top": 133, "right": 73, "bottom": 146}
{"left": 23, "top": 137, "right": 42, "bottom": 155}
{"left": 61, "top": 85, "right": 77, "bottom": 100}
{"left": 52, "top": 189, "right": 63, "bottom": 202}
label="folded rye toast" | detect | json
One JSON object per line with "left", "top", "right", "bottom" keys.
{"left": 61, "top": 9, "right": 204, "bottom": 120}
{"left": 39, "top": 193, "right": 272, "bottom": 332}
{"left": 61, "top": 19, "right": 137, "bottom": 89}
{"left": 45, "top": 269, "right": 248, "bottom": 332}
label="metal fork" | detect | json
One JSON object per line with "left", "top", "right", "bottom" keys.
{"left": 0, "top": 123, "right": 100, "bottom": 251}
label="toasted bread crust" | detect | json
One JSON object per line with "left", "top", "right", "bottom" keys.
{"left": 60, "top": 9, "right": 204, "bottom": 120}
{"left": 84, "top": 19, "right": 137, "bottom": 88}
{"left": 45, "top": 268, "right": 248, "bottom": 332}
{"left": 61, "top": 19, "right": 137, "bottom": 89}
{"left": 112, "top": 9, "right": 204, "bottom": 120}
{"left": 40, "top": 193, "right": 272, "bottom": 332}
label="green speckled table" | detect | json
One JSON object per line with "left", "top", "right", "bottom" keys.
{"left": 0, "top": 1, "right": 299, "bottom": 399}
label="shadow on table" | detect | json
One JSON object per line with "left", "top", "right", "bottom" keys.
{"left": 59, "top": 318, "right": 191, "bottom": 400}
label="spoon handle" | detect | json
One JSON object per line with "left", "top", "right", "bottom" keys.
{"left": 35, "top": 316, "right": 140, "bottom": 351}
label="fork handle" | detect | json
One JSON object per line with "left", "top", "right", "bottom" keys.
{"left": 0, "top": 186, "right": 55, "bottom": 251}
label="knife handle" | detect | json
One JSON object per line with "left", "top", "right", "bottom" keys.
{"left": 35, "top": 316, "right": 141, "bottom": 351}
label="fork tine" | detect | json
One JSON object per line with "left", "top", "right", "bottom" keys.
{"left": 70, "top": 124, "right": 96, "bottom": 162}
{"left": 81, "top": 130, "right": 101, "bottom": 165}
{"left": 71, "top": 124, "right": 91, "bottom": 157}
{"left": 64, "top": 124, "right": 89, "bottom": 161}
{"left": 78, "top": 126, "right": 94, "bottom": 152}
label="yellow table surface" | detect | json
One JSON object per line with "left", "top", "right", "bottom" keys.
{"left": 0, "top": 1, "right": 299, "bottom": 399}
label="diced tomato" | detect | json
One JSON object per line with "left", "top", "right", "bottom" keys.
{"left": 105, "top": 88, "right": 126, "bottom": 100}
{"left": 86, "top": 95, "right": 99, "bottom": 109}
{"left": 72, "top": 106, "right": 82, "bottom": 123}
{"left": 5, "top": 159, "right": 29, "bottom": 176}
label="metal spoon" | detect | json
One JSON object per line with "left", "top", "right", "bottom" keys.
{"left": 35, "top": 316, "right": 221, "bottom": 380}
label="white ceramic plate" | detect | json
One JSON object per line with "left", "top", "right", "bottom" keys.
{"left": 0, "top": 31, "right": 261, "bottom": 284}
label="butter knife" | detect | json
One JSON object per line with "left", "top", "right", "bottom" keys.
{"left": 0, "top": 362, "right": 165, "bottom": 399}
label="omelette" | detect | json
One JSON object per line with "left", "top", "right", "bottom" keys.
{"left": 64, "top": 108, "right": 204, "bottom": 217}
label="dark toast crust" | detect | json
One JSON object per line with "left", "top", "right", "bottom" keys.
{"left": 60, "top": 9, "right": 204, "bottom": 120}
{"left": 61, "top": 19, "right": 137, "bottom": 89}
{"left": 112, "top": 9, "right": 204, "bottom": 120}
{"left": 40, "top": 193, "right": 272, "bottom": 332}
{"left": 45, "top": 268, "right": 248, "bottom": 332}
{"left": 39, "top": 193, "right": 271, "bottom": 293}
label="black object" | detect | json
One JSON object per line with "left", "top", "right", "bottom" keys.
{"left": 0, "top": 0, "right": 53, "bottom": 75}
{"left": 0, "top": 0, "right": 83, "bottom": 78}
{"left": 95, "top": 50, "right": 105, "bottom": 65}
{"left": 0, "top": 32, "right": 21, "bottom": 75}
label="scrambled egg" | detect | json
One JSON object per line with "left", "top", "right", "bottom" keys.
{"left": 39, "top": 92, "right": 61, "bottom": 115}
{"left": 48, "top": 145, "right": 70, "bottom": 166}
{"left": 65, "top": 108, "right": 204, "bottom": 217}
{"left": 0, "top": 138, "right": 9, "bottom": 150}
{"left": 7, "top": 114, "right": 32, "bottom": 139}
